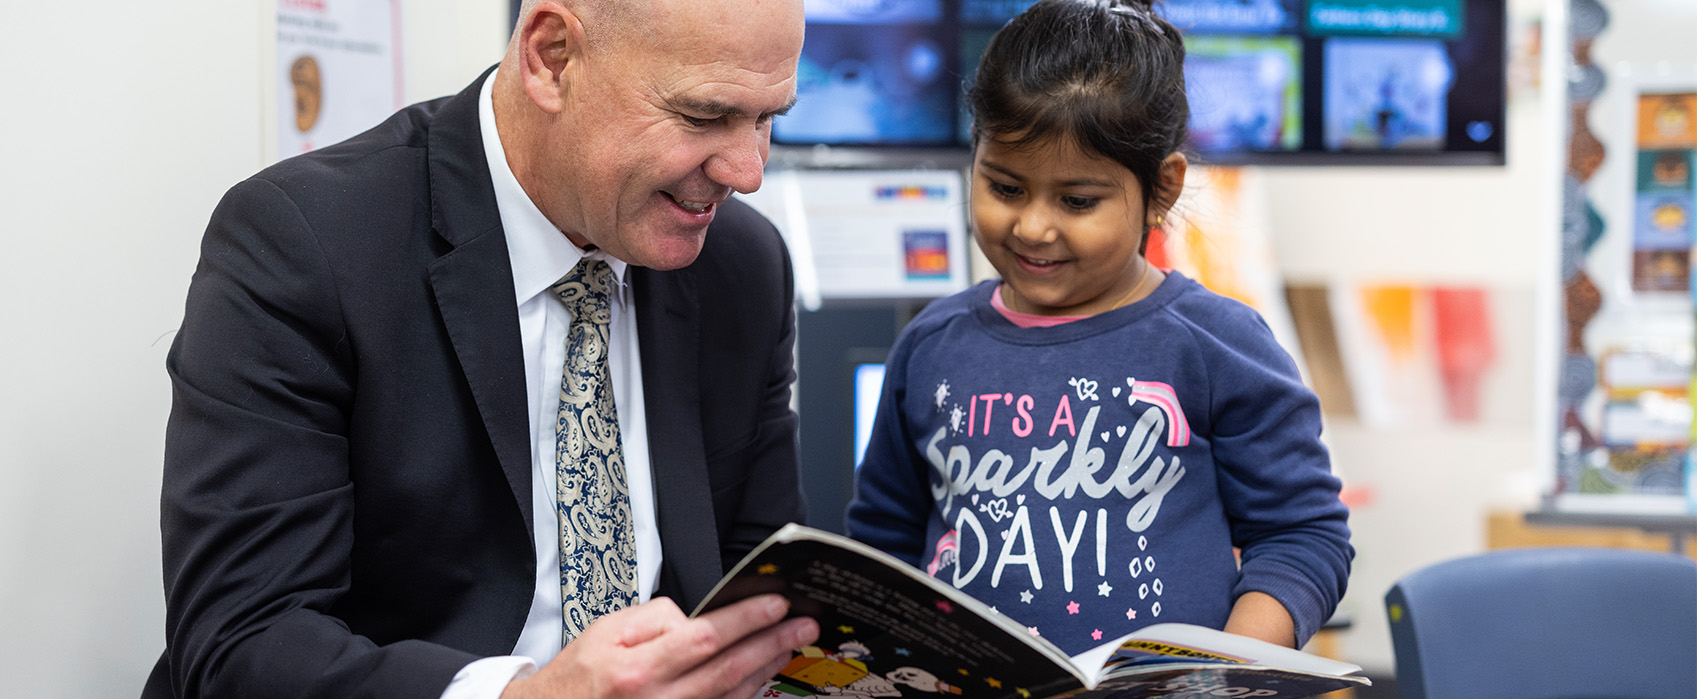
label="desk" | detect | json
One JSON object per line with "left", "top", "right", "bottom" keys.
{"left": 1522, "top": 509, "right": 1697, "bottom": 554}
{"left": 1488, "top": 509, "right": 1697, "bottom": 557}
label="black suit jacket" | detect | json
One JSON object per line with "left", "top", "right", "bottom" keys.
{"left": 147, "top": 71, "right": 803, "bottom": 699}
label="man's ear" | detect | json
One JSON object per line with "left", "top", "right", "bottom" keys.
{"left": 1149, "top": 151, "right": 1189, "bottom": 224}
{"left": 517, "top": 1, "right": 586, "bottom": 114}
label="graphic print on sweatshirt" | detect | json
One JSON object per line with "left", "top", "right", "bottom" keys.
{"left": 913, "top": 370, "right": 1234, "bottom": 655}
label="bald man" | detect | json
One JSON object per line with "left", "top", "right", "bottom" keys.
{"left": 147, "top": 1, "right": 816, "bottom": 698}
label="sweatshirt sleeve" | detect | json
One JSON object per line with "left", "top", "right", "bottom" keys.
{"left": 1202, "top": 308, "right": 1354, "bottom": 646}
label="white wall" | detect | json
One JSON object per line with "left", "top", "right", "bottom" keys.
{"left": 0, "top": 2, "right": 508, "bottom": 696}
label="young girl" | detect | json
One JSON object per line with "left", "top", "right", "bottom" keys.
{"left": 846, "top": 0, "right": 1353, "bottom": 657}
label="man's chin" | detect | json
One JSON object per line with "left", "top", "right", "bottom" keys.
{"left": 628, "top": 229, "right": 709, "bottom": 270}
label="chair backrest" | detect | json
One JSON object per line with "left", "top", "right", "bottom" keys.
{"left": 1385, "top": 547, "right": 1697, "bottom": 699}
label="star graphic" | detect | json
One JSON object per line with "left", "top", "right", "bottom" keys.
{"left": 1020, "top": 589, "right": 1034, "bottom": 604}
{"left": 838, "top": 625, "right": 855, "bottom": 634}
{"left": 1097, "top": 581, "right": 1113, "bottom": 597}
{"left": 895, "top": 647, "right": 911, "bottom": 657}
{"left": 1017, "top": 690, "right": 1032, "bottom": 698}
{"left": 1125, "top": 608, "right": 1137, "bottom": 620}
{"left": 986, "top": 677, "right": 1003, "bottom": 689}
{"left": 1091, "top": 629, "right": 1103, "bottom": 641}
{"left": 935, "top": 381, "right": 951, "bottom": 409}
{"left": 935, "top": 600, "right": 954, "bottom": 613}
{"left": 1066, "top": 601, "right": 1081, "bottom": 615}
{"left": 1026, "top": 626, "right": 1040, "bottom": 636}
{"left": 949, "top": 404, "right": 965, "bottom": 433}
{"left": 958, "top": 668, "right": 970, "bottom": 676}
{"left": 757, "top": 564, "right": 778, "bottom": 575}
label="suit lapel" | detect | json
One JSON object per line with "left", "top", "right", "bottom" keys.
{"left": 425, "top": 69, "right": 535, "bottom": 538}
{"left": 631, "top": 266, "right": 721, "bottom": 608}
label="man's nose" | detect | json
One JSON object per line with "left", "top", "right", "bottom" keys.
{"left": 705, "top": 127, "right": 769, "bottom": 195}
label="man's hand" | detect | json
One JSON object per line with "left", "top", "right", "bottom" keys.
{"left": 501, "top": 594, "right": 819, "bottom": 699}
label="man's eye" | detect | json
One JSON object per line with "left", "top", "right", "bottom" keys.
{"left": 683, "top": 115, "right": 714, "bottom": 127}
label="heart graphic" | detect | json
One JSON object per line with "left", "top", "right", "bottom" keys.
{"left": 1116, "top": 425, "right": 1127, "bottom": 438}
{"left": 1016, "top": 494, "right": 1025, "bottom": 505}
{"left": 1112, "top": 387, "right": 1121, "bottom": 397}
{"left": 1069, "top": 377, "right": 1100, "bottom": 401}
{"left": 1101, "top": 431, "right": 1111, "bottom": 442}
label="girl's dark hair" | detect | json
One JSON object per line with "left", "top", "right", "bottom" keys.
{"left": 968, "top": 0, "right": 1189, "bottom": 213}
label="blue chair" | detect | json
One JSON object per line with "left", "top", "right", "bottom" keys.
{"left": 1385, "top": 547, "right": 1697, "bottom": 699}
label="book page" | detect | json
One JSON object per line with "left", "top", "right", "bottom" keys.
{"left": 1106, "top": 623, "right": 1363, "bottom": 677}
{"left": 699, "top": 525, "right": 1091, "bottom": 698}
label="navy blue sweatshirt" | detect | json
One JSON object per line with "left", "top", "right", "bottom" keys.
{"left": 846, "top": 273, "right": 1353, "bottom": 655}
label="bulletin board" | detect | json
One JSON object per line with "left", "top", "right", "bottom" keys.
{"left": 1552, "top": 0, "right": 1697, "bottom": 514}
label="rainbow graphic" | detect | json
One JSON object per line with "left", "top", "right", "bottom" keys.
{"left": 1127, "top": 379, "right": 1191, "bottom": 447}
{"left": 927, "top": 529, "right": 959, "bottom": 576}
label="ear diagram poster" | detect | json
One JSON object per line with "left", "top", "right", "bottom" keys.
{"left": 277, "top": 0, "right": 401, "bottom": 158}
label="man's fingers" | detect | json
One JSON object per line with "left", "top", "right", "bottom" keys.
{"left": 720, "top": 644, "right": 803, "bottom": 699}
{"left": 601, "top": 597, "right": 687, "bottom": 647}
{"left": 522, "top": 596, "right": 816, "bottom": 699}
{"left": 673, "top": 616, "right": 820, "bottom": 698}
{"left": 636, "top": 593, "right": 793, "bottom": 671}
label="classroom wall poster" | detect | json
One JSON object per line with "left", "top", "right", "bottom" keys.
{"left": 736, "top": 170, "right": 972, "bottom": 305}
{"left": 1633, "top": 92, "right": 1697, "bottom": 294}
{"left": 277, "top": 0, "right": 403, "bottom": 158}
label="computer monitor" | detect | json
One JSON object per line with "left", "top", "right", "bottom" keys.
{"left": 775, "top": 0, "right": 1507, "bottom": 166}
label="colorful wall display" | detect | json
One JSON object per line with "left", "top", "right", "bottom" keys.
{"left": 1553, "top": 0, "right": 1697, "bottom": 511}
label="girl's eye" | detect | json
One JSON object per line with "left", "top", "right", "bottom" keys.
{"left": 987, "top": 181, "right": 1023, "bottom": 198}
{"left": 1062, "top": 195, "right": 1099, "bottom": 211}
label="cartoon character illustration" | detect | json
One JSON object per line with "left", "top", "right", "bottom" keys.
{"left": 887, "top": 667, "right": 963, "bottom": 695}
{"left": 820, "top": 673, "right": 902, "bottom": 698}
{"left": 780, "top": 646, "right": 868, "bottom": 691}
{"left": 835, "top": 640, "right": 873, "bottom": 663}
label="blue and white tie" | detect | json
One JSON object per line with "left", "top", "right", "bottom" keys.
{"left": 550, "top": 258, "right": 638, "bottom": 644}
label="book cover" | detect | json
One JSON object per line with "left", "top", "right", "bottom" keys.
{"left": 695, "top": 524, "right": 1368, "bottom": 699}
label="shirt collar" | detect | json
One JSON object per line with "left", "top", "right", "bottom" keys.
{"left": 479, "top": 69, "right": 628, "bottom": 307}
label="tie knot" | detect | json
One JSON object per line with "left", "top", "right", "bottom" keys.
{"left": 551, "top": 259, "right": 615, "bottom": 324}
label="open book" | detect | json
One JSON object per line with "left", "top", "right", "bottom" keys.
{"left": 694, "top": 524, "right": 1368, "bottom": 699}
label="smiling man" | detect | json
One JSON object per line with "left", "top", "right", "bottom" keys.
{"left": 147, "top": 1, "right": 815, "bottom": 698}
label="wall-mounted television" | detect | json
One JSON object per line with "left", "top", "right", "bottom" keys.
{"left": 775, "top": 0, "right": 1506, "bottom": 166}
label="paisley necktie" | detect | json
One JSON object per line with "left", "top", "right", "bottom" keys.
{"left": 549, "top": 258, "right": 638, "bottom": 644}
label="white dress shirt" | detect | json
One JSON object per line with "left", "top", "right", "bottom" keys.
{"left": 441, "top": 70, "right": 665, "bottom": 699}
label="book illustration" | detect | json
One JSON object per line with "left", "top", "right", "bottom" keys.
{"left": 701, "top": 525, "right": 1369, "bottom": 699}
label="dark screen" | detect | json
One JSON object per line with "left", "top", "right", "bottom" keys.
{"left": 773, "top": 0, "right": 1507, "bottom": 166}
